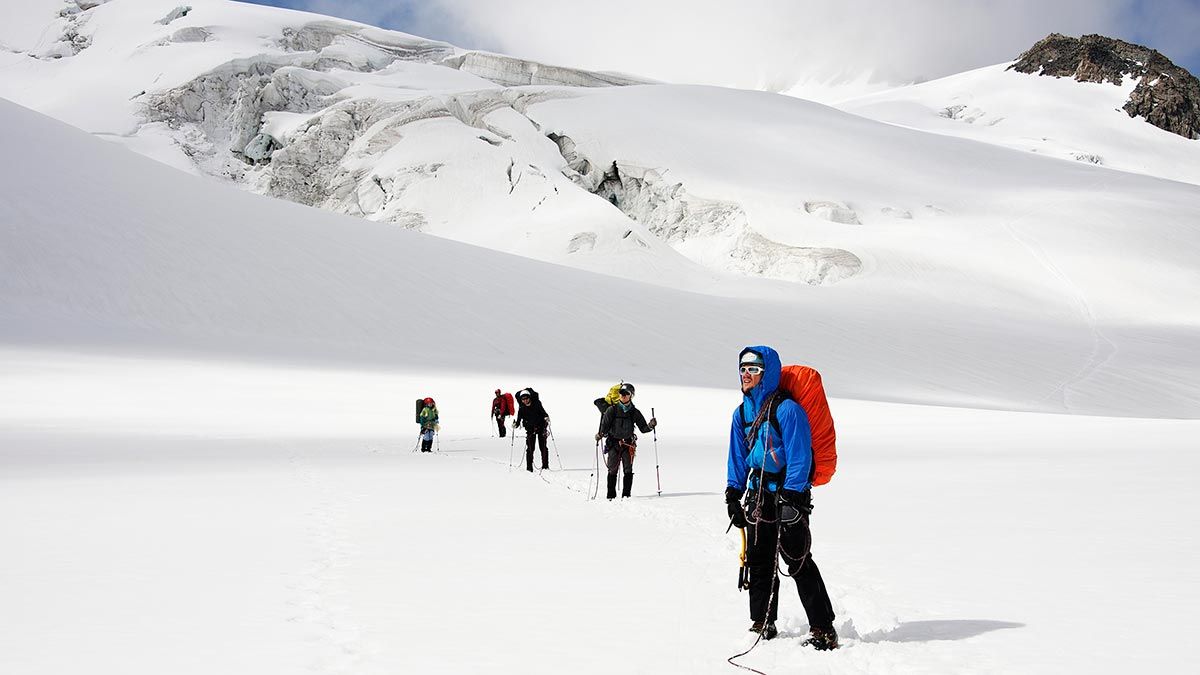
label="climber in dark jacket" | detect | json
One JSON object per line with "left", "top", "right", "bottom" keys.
{"left": 596, "top": 383, "right": 656, "bottom": 499}
{"left": 514, "top": 388, "right": 550, "bottom": 472}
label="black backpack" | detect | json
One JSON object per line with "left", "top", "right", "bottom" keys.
{"left": 517, "top": 387, "right": 540, "bottom": 407}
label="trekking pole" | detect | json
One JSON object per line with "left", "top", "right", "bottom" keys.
{"left": 435, "top": 430, "right": 440, "bottom": 453}
{"left": 411, "top": 431, "right": 422, "bottom": 453}
{"left": 509, "top": 423, "right": 517, "bottom": 468}
{"left": 548, "top": 426, "right": 564, "bottom": 471}
{"left": 589, "top": 438, "right": 601, "bottom": 500}
{"left": 586, "top": 441, "right": 594, "bottom": 498}
{"left": 651, "top": 407, "right": 662, "bottom": 496}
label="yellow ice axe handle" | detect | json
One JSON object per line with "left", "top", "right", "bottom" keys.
{"left": 736, "top": 528, "right": 749, "bottom": 591}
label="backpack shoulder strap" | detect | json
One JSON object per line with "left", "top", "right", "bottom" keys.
{"left": 768, "top": 395, "right": 785, "bottom": 438}
{"left": 769, "top": 395, "right": 819, "bottom": 481}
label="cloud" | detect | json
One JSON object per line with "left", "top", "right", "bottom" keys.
{"left": 244, "top": 0, "right": 1200, "bottom": 90}
{"left": 1120, "top": 0, "right": 1200, "bottom": 69}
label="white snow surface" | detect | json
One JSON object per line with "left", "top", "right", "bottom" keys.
{"left": 3, "top": 353, "right": 1199, "bottom": 675}
{"left": 2, "top": 2, "right": 1200, "bottom": 673}
{"left": 3, "top": 0, "right": 1200, "bottom": 418}
{"left": 840, "top": 63, "right": 1200, "bottom": 186}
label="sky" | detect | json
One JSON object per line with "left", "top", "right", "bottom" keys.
{"left": 238, "top": 0, "right": 1200, "bottom": 91}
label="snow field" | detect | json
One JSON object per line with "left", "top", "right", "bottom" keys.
{"left": 840, "top": 63, "right": 1200, "bottom": 187}
{"left": 2, "top": 3, "right": 1199, "bottom": 673}
{"left": 3, "top": 350, "right": 1198, "bottom": 673}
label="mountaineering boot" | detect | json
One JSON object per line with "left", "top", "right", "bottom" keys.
{"left": 541, "top": 448, "right": 549, "bottom": 470}
{"left": 802, "top": 626, "right": 839, "bottom": 651}
{"left": 606, "top": 474, "right": 618, "bottom": 500}
{"left": 621, "top": 472, "right": 634, "bottom": 498}
{"left": 749, "top": 621, "right": 778, "bottom": 640}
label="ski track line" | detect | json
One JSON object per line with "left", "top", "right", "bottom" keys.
{"left": 997, "top": 178, "right": 1120, "bottom": 412}
{"left": 287, "top": 445, "right": 370, "bottom": 674}
{"left": 1004, "top": 221, "right": 1119, "bottom": 412}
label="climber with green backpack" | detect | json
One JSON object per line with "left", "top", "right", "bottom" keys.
{"left": 416, "top": 397, "right": 438, "bottom": 452}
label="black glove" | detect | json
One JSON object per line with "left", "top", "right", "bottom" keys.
{"left": 779, "top": 488, "right": 811, "bottom": 525}
{"left": 725, "top": 487, "right": 747, "bottom": 529}
{"left": 594, "top": 432, "right": 603, "bottom": 442}
{"left": 648, "top": 418, "right": 657, "bottom": 429}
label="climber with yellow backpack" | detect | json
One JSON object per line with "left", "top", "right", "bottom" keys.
{"left": 595, "top": 383, "right": 657, "bottom": 499}
{"left": 592, "top": 383, "right": 625, "bottom": 415}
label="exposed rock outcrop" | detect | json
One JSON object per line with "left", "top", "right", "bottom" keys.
{"left": 1010, "top": 33, "right": 1200, "bottom": 139}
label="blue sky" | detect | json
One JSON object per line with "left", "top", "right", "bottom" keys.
{"left": 236, "top": 0, "right": 1200, "bottom": 89}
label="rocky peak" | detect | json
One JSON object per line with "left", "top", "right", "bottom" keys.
{"left": 1009, "top": 33, "right": 1200, "bottom": 140}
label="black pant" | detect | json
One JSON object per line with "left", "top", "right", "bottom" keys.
{"left": 495, "top": 414, "right": 507, "bottom": 437}
{"left": 605, "top": 438, "right": 635, "bottom": 498}
{"left": 525, "top": 427, "right": 548, "bottom": 471}
{"left": 744, "top": 493, "right": 835, "bottom": 630}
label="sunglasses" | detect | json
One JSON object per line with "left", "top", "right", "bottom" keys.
{"left": 619, "top": 391, "right": 632, "bottom": 397}
{"left": 739, "top": 365, "right": 764, "bottom": 375}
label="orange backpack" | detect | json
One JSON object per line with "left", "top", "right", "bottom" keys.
{"left": 781, "top": 366, "right": 837, "bottom": 486}
{"left": 741, "top": 365, "right": 837, "bottom": 486}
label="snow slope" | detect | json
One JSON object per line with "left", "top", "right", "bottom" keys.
{"left": 839, "top": 63, "right": 1200, "bottom": 186}
{"left": 3, "top": 95, "right": 1199, "bottom": 416}
{"left": 522, "top": 84, "right": 1200, "bottom": 418}
{"left": 0, "top": 0, "right": 712, "bottom": 284}
{"left": 4, "top": 0, "right": 1200, "bottom": 417}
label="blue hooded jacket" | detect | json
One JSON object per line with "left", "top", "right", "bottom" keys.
{"left": 727, "top": 345, "right": 814, "bottom": 493}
